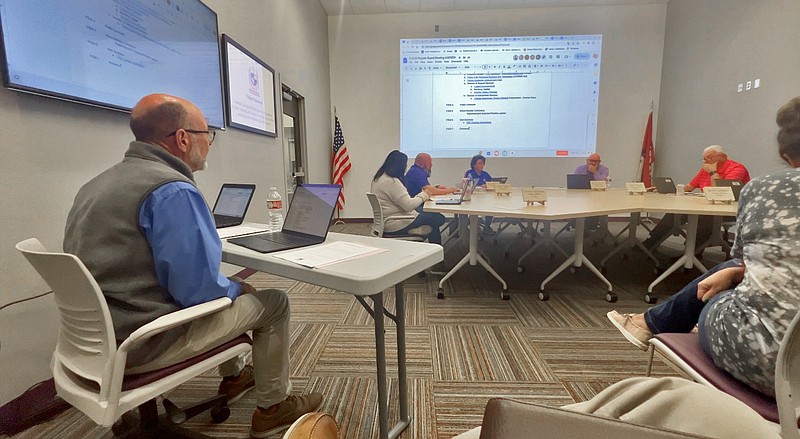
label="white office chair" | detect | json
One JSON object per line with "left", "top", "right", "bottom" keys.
{"left": 16, "top": 238, "right": 252, "bottom": 438}
{"left": 366, "top": 192, "right": 431, "bottom": 240}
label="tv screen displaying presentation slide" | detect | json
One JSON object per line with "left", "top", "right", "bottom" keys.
{"left": 400, "top": 34, "right": 602, "bottom": 159}
{"left": 222, "top": 34, "right": 277, "bottom": 137}
{"left": 0, "top": 0, "right": 225, "bottom": 128}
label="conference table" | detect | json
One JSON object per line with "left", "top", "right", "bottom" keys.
{"left": 222, "top": 230, "right": 443, "bottom": 439}
{"left": 425, "top": 188, "right": 737, "bottom": 303}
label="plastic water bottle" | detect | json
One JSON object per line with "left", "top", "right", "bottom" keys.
{"left": 267, "top": 187, "right": 284, "bottom": 232}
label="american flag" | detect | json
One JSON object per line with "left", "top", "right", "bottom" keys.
{"left": 332, "top": 116, "right": 351, "bottom": 210}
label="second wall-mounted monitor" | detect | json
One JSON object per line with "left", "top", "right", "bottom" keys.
{"left": 221, "top": 34, "right": 277, "bottom": 137}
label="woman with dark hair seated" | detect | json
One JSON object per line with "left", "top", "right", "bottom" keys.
{"left": 371, "top": 150, "right": 446, "bottom": 244}
{"left": 608, "top": 96, "right": 800, "bottom": 397}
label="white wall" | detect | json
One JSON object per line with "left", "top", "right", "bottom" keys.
{"left": 329, "top": 4, "right": 667, "bottom": 218}
{"left": 0, "top": 0, "right": 331, "bottom": 405}
{"left": 656, "top": 0, "right": 800, "bottom": 182}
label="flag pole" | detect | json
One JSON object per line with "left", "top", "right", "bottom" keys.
{"left": 332, "top": 106, "right": 345, "bottom": 225}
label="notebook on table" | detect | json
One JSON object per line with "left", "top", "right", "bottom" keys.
{"left": 712, "top": 179, "right": 744, "bottom": 201}
{"left": 566, "top": 173, "right": 592, "bottom": 189}
{"left": 212, "top": 184, "right": 256, "bottom": 228}
{"left": 228, "top": 184, "right": 341, "bottom": 253}
{"left": 654, "top": 177, "right": 677, "bottom": 194}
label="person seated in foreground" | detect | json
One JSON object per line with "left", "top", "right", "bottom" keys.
{"left": 63, "top": 93, "right": 322, "bottom": 438}
{"left": 372, "top": 150, "right": 446, "bottom": 244}
{"left": 608, "top": 96, "right": 800, "bottom": 397}
{"left": 574, "top": 152, "right": 609, "bottom": 231}
{"left": 464, "top": 154, "right": 495, "bottom": 235}
{"left": 642, "top": 144, "right": 751, "bottom": 252}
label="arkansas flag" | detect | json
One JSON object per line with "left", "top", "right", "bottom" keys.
{"left": 332, "top": 116, "right": 351, "bottom": 210}
{"left": 640, "top": 111, "right": 655, "bottom": 187}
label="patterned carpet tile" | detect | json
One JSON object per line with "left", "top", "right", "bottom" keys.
{"left": 425, "top": 297, "right": 520, "bottom": 326}
{"left": 431, "top": 325, "right": 556, "bottom": 382}
{"left": 313, "top": 326, "right": 433, "bottom": 377}
{"left": 508, "top": 292, "right": 609, "bottom": 328}
{"left": 289, "top": 323, "right": 336, "bottom": 376}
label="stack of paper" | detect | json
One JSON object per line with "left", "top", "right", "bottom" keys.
{"left": 272, "top": 241, "right": 387, "bottom": 268}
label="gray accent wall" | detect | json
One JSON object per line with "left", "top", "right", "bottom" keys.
{"left": 657, "top": 0, "right": 800, "bottom": 182}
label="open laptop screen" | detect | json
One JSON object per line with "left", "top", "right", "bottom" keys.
{"left": 212, "top": 184, "right": 256, "bottom": 224}
{"left": 283, "top": 184, "right": 341, "bottom": 237}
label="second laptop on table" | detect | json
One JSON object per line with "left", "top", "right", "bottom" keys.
{"left": 228, "top": 184, "right": 341, "bottom": 253}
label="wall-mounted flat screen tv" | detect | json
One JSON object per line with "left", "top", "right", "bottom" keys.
{"left": 221, "top": 34, "right": 277, "bottom": 137}
{"left": 0, "top": 0, "right": 225, "bottom": 128}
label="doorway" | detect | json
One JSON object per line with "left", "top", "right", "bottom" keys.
{"left": 282, "top": 85, "right": 307, "bottom": 200}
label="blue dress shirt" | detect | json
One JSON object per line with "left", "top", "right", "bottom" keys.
{"left": 139, "top": 181, "right": 240, "bottom": 308}
{"left": 404, "top": 164, "right": 430, "bottom": 197}
{"left": 574, "top": 163, "right": 610, "bottom": 181}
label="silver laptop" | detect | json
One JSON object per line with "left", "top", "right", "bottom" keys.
{"left": 212, "top": 184, "right": 256, "bottom": 228}
{"left": 228, "top": 184, "right": 341, "bottom": 253}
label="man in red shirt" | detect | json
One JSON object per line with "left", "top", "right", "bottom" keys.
{"left": 643, "top": 145, "right": 750, "bottom": 253}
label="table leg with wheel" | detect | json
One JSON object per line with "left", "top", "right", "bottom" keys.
{"left": 438, "top": 214, "right": 508, "bottom": 299}
{"left": 645, "top": 214, "right": 708, "bottom": 303}
{"left": 539, "top": 218, "right": 614, "bottom": 301}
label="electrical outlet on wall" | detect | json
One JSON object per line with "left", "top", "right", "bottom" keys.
{"left": 754, "top": 78, "right": 761, "bottom": 88}
{"left": 738, "top": 83, "right": 743, "bottom": 93}
{"left": 746, "top": 81, "right": 752, "bottom": 90}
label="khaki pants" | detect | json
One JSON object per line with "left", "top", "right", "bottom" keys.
{"left": 126, "top": 289, "right": 291, "bottom": 409}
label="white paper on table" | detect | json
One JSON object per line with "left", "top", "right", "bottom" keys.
{"left": 218, "top": 225, "right": 270, "bottom": 239}
{"left": 272, "top": 241, "right": 388, "bottom": 268}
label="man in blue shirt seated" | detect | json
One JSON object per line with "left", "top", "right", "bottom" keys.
{"left": 405, "top": 152, "right": 459, "bottom": 197}
{"left": 574, "top": 153, "right": 609, "bottom": 181}
{"left": 63, "top": 93, "right": 322, "bottom": 438}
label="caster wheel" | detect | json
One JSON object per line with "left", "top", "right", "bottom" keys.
{"left": 621, "top": 253, "right": 629, "bottom": 261}
{"left": 517, "top": 266, "right": 525, "bottom": 273}
{"left": 653, "top": 267, "right": 661, "bottom": 275}
{"left": 682, "top": 268, "right": 691, "bottom": 275}
{"left": 210, "top": 406, "right": 230, "bottom": 423}
{"left": 549, "top": 252, "right": 555, "bottom": 259}
{"left": 600, "top": 266, "right": 608, "bottom": 275}
{"left": 418, "top": 271, "right": 427, "bottom": 278}
{"left": 538, "top": 291, "right": 549, "bottom": 301}
{"left": 605, "top": 292, "right": 618, "bottom": 303}
{"left": 501, "top": 291, "right": 510, "bottom": 300}
{"left": 504, "top": 252, "right": 510, "bottom": 259}
{"left": 569, "top": 267, "right": 576, "bottom": 274}
{"left": 437, "top": 289, "right": 445, "bottom": 299}
{"left": 644, "top": 294, "right": 658, "bottom": 304}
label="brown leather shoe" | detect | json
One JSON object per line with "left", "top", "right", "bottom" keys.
{"left": 217, "top": 365, "right": 255, "bottom": 404}
{"left": 250, "top": 393, "right": 324, "bottom": 438}
{"left": 283, "top": 412, "right": 339, "bottom": 439}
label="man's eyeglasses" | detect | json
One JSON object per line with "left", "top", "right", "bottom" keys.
{"left": 167, "top": 128, "right": 216, "bottom": 144}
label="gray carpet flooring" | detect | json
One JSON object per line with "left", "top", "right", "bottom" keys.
{"left": 13, "top": 220, "right": 727, "bottom": 438}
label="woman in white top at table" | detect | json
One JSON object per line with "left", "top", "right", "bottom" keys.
{"left": 371, "top": 150, "right": 446, "bottom": 244}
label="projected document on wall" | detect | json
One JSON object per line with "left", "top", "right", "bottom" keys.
{"left": 400, "top": 35, "right": 602, "bottom": 158}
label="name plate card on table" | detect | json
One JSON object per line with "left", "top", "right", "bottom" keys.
{"left": 494, "top": 183, "right": 512, "bottom": 196}
{"left": 485, "top": 181, "right": 498, "bottom": 191}
{"left": 703, "top": 186, "right": 736, "bottom": 204}
{"left": 590, "top": 180, "right": 608, "bottom": 191}
{"left": 522, "top": 188, "right": 547, "bottom": 205}
{"left": 625, "top": 182, "right": 647, "bottom": 194}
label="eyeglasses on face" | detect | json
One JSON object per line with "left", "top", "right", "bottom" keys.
{"left": 167, "top": 128, "right": 216, "bottom": 144}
